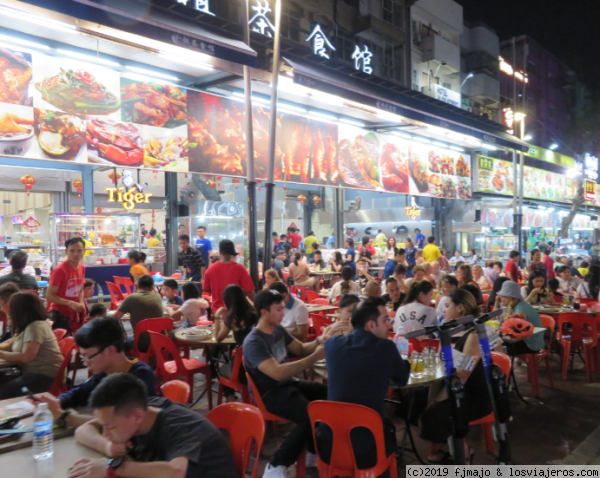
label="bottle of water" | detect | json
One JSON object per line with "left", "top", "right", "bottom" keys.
{"left": 33, "top": 403, "right": 53, "bottom": 461}
{"left": 393, "top": 325, "right": 410, "bottom": 360}
{"left": 97, "top": 284, "right": 104, "bottom": 303}
{"left": 162, "top": 295, "right": 168, "bottom": 309}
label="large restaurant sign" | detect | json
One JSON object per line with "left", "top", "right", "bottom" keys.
{"left": 475, "top": 155, "right": 582, "bottom": 203}
{"left": 0, "top": 43, "right": 471, "bottom": 199}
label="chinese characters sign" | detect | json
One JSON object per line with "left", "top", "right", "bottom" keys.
{"left": 22, "top": 216, "right": 41, "bottom": 233}
{"left": 586, "top": 179, "right": 596, "bottom": 201}
{"left": 585, "top": 153, "right": 599, "bottom": 181}
{"left": 306, "top": 25, "right": 335, "bottom": 59}
{"left": 175, "top": 0, "right": 214, "bottom": 16}
{"left": 249, "top": 0, "right": 276, "bottom": 37}
{"left": 351, "top": 45, "right": 373, "bottom": 74}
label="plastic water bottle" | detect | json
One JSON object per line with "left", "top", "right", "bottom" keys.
{"left": 162, "top": 295, "right": 168, "bottom": 309}
{"left": 393, "top": 326, "right": 410, "bottom": 360}
{"left": 97, "top": 284, "right": 104, "bottom": 302}
{"left": 33, "top": 403, "right": 53, "bottom": 461}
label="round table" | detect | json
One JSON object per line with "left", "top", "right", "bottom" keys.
{"left": 174, "top": 327, "right": 236, "bottom": 345}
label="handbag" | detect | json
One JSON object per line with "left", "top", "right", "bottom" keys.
{"left": 0, "top": 363, "right": 21, "bottom": 385}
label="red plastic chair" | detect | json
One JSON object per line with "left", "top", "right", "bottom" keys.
{"left": 482, "top": 294, "right": 489, "bottom": 308}
{"left": 48, "top": 338, "right": 77, "bottom": 396}
{"left": 114, "top": 276, "right": 134, "bottom": 296}
{"left": 310, "top": 298, "right": 330, "bottom": 305}
{"left": 106, "top": 282, "right": 123, "bottom": 310}
{"left": 420, "top": 338, "right": 441, "bottom": 353}
{"left": 579, "top": 298, "right": 598, "bottom": 305}
{"left": 244, "top": 367, "right": 306, "bottom": 477}
{"left": 305, "top": 290, "right": 320, "bottom": 303}
{"left": 207, "top": 403, "right": 265, "bottom": 478}
{"left": 217, "top": 346, "right": 251, "bottom": 405}
{"left": 148, "top": 331, "right": 212, "bottom": 408}
{"left": 161, "top": 380, "right": 190, "bottom": 404}
{"left": 557, "top": 313, "right": 598, "bottom": 382}
{"left": 469, "top": 351, "right": 511, "bottom": 455}
{"left": 170, "top": 273, "right": 182, "bottom": 279}
{"left": 132, "top": 318, "right": 174, "bottom": 364}
{"left": 53, "top": 329, "right": 68, "bottom": 342}
{"left": 307, "top": 401, "right": 398, "bottom": 478}
{"left": 311, "top": 314, "right": 332, "bottom": 337}
{"left": 206, "top": 403, "right": 265, "bottom": 478}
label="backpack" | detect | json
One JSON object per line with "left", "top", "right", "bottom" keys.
{"left": 274, "top": 241, "right": 287, "bottom": 254}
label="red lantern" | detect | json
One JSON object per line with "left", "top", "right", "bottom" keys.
{"left": 20, "top": 175, "right": 36, "bottom": 196}
{"left": 207, "top": 179, "right": 217, "bottom": 188}
{"left": 96, "top": 207, "right": 102, "bottom": 213}
{"left": 312, "top": 195, "right": 321, "bottom": 206}
{"left": 72, "top": 178, "right": 83, "bottom": 200}
{"left": 108, "top": 171, "right": 121, "bottom": 184}
{"left": 232, "top": 178, "right": 240, "bottom": 189}
{"left": 153, "top": 170, "right": 158, "bottom": 179}
{"left": 297, "top": 195, "right": 307, "bottom": 202}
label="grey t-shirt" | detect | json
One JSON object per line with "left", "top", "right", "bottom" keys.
{"left": 130, "top": 397, "right": 236, "bottom": 478}
{"left": 0, "top": 271, "right": 38, "bottom": 290}
{"left": 243, "top": 325, "right": 295, "bottom": 396}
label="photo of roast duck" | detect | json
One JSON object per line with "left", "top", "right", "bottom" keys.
{"left": 282, "top": 123, "right": 335, "bottom": 184}
{"left": 380, "top": 143, "right": 409, "bottom": 193}
{"left": 338, "top": 138, "right": 379, "bottom": 190}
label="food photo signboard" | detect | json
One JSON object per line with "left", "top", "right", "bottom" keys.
{"left": 475, "top": 155, "right": 581, "bottom": 203}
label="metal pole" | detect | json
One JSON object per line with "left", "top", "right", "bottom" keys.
{"left": 512, "top": 37, "right": 519, "bottom": 228}
{"left": 262, "top": 0, "right": 282, "bottom": 274}
{"left": 164, "top": 172, "right": 179, "bottom": 276}
{"left": 243, "top": 0, "right": 259, "bottom": 290}
{"left": 518, "top": 41, "right": 529, "bottom": 254}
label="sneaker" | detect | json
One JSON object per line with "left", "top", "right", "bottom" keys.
{"left": 263, "top": 463, "right": 287, "bottom": 478}
{"left": 305, "top": 452, "right": 319, "bottom": 468}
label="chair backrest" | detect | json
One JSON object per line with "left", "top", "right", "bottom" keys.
{"left": 308, "top": 400, "right": 391, "bottom": 475}
{"left": 53, "top": 329, "right": 68, "bottom": 342}
{"left": 579, "top": 298, "right": 598, "bottom": 305}
{"left": 490, "top": 351, "right": 511, "bottom": 380}
{"left": 230, "top": 346, "right": 245, "bottom": 383}
{"left": 49, "top": 338, "right": 77, "bottom": 396}
{"left": 408, "top": 338, "right": 421, "bottom": 353}
{"left": 133, "top": 318, "right": 174, "bottom": 361}
{"left": 539, "top": 314, "right": 556, "bottom": 346}
{"left": 305, "top": 290, "right": 320, "bottom": 303}
{"left": 243, "top": 361, "right": 270, "bottom": 414}
{"left": 557, "top": 313, "right": 598, "bottom": 347}
{"left": 311, "top": 314, "right": 332, "bottom": 337}
{"left": 148, "top": 330, "right": 185, "bottom": 377}
{"left": 206, "top": 403, "right": 265, "bottom": 478}
{"left": 106, "top": 282, "right": 123, "bottom": 310}
{"left": 20, "top": 289, "right": 39, "bottom": 295}
{"left": 482, "top": 294, "right": 489, "bottom": 307}
{"left": 310, "top": 298, "right": 330, "bottom": 305}
{"left": 554, "top": 295, "right": 564, "bottom": 304}
{"left": 170, "top": 273, "right": 182, "bottom": 279}
{"left": 161, "top": 380, "right": 190, "bottom": 404}
{"left": 114, "top": 276, "right": 134, "bottom": 295}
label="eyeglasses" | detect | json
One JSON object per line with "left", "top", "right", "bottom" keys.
{"left": 79, "top": 348, "right": 105, "bottom": 363}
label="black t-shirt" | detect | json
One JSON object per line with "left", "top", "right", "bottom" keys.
{"left": 381, "top": 293, "right": 405, "bottom": 312}
{"left": 129, "top": 397, "right": 236, "bottom": 478}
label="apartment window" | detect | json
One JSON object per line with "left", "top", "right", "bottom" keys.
{"left": 382, "top": 0, "right": 403, "bottom": 28}
{"left": 280, "top": 6, "right": 301, "bottom": 42}
{"left": 335, "top": 28, "right": 355, "bottom": 63}
{"left": 339, "top": 0, "right": 359, "bottom": 6}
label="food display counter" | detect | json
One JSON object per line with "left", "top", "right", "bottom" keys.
{"left": 50, "top": 213, "right": 141, "bottom": 294}
{"left": 483, "top": 234, "right": 516, "bottom": 262}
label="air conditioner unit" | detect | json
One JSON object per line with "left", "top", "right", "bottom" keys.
{"left": 412, "top": 83, "right": 420, "bottom": 91}
{"left": 443, "top": 82, "right": 452, "bottom": 89}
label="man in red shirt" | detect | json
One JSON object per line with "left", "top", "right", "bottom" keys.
{"left": 287, "top": 228, "right": 302, "bottom": 250}
{"left": 505, "top": 250, "right": 522, "bottom": 283}
{"left": 203, "top": 239, "right": 256, "bottom": 310}
{"left": 542, "top": 247, "right": 555, "bottom": 279}
{"left": 272, "top": 232, "right": 280, "bottom": 245}
{"left": 47, "top": 237, "right": 87, "bottom": 333}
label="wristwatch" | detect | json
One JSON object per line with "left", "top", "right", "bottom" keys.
{"left": 106, "top": 458, "right": 123, "bottom": 478}
{"left": 55, "top": 410, "right": 71, "bottom": 428}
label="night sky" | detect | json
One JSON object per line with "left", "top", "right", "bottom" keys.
{"left": 455, "top": 0, "right": 600, "bottom": 87}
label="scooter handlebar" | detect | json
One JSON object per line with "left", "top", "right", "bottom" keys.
{"left": 404, "top": 309, "right": 502, "bottom": 340}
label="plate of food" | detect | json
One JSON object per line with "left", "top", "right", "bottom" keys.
{"left": 457, "top": 178, "right": 471, "bottom": 199}
{"left": 0, "top": 48, "right": 32, "bottom": 106}
{"left": 428, "top": 173, "right": 443, "bottom": 197}
{"left": 380, "top": 142, "right": 409, "bottom": 193}
{"left": 35, "top": 68, "right": 120, "bottom": 115}
{"left": 428, "top": 150, "right": 441, "bottom": 173}
{"left": 86, "top": 118, "right": 143, "bottom": 167}
{"left": 408, "top": 149, "right": 429, "bottom": 193}
{"left": 456, "top": 155, "right": 470, "bottom": 177}
{"left": 441, "top": 176, "right": 457, "bottom": 199}
{"left": 479, "top": 170, "right": 491, "bottom": 189}
{"left": 0, "top": 107, "right": 34, "bottom": 156}
{"left": 34, "top": 109, "right": 86, "bottom": 161}
{"left": 121, "top": 79, "right": 187, "bottom": 128}
{"left": 142, "top": 124, "right": 188, "bottom": 171}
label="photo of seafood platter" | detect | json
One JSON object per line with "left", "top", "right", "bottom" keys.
{"left": 32, "top": 54, "right": 120, "bottom": 118}
{"left": 0, "top": 104, "right": 34, "bottom": 156}
{"left": 0, "top": 47, "right": 32, "bottom": 106}
{"left": 32, "top": 108, "right": 86, "bottom": 161}
{"left": 380, "top": 140, "right": 409, "bottom": 193}
{"left": 337, "top": 126, "right": 382, "bottom": 190}
{"left": 477, "top": 158, "right": 514, "bottom": 195}
{"left": 121, "top": 78, "right": 186, "bottom": 128}
{"left": 523, "top": 167, "right": 574, "bottom": 202}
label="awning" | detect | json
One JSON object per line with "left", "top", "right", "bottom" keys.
{"left": 285, "top": 57, "right": 527, "bottom": 152}
{"left": 452, "top": 222, "right": 484, "bottom": 234}
{"left": 21, "top": 0, "right": 258, "bottom": 67}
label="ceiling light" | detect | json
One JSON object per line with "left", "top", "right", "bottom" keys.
{"left": 482, "top": 143, "right": 497, "bottom": 150}
{"left": 549, "top": 143, "right": 559, "bottom": 150}
{"left": 125, "top": 66, "right": 179, "bottom": 81}
{"left": 158, "top": 53, "right": 213, "bottom": 70}
{"left": 122, "top": 73, "right": 178, "bottom": 85}
{"left": 57, "top": 49, "right": 121, "bottom": 67}
{"left": 392, "top": 132, "right": 412, "bottom": 139}
{"left": 278, "top": 103, "right": 307, "bottom": 113}
{"left": 523, "top": 134, "right": 533, "bottom": 141}
{"left": 465, "top": 137, "right": 482, "bottom": 146}
{"left": 307, "top": 111, "right": 338, "bottom": 122}
{"left": 413, "top": 137, "right": 431, "bottom": 144}
{"left": 514, "top": 112, "right": 527, "bottom": 121}
{"left": 448, "top": 132, "right": 464, "bottom": 140}
{"left": 449, "top": 146, "right": 465, "bottom": 152}
{"left": 339, "top": 118, "right": 365, "bottom": 128}
{"left": 0, "top": 6, "right": 77, "bottom": 34}
{"left": 432, "top": 141, "right": 448, "bottom": 148}
{"left": 0, "top": 34, "right": 49, "bottom": 50}
{"left": 378, "top": 111, "right": 401, "bottom": 122}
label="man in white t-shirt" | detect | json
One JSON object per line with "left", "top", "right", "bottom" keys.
{"left": 268, "top": 281, "right": 309, "bottom": 342}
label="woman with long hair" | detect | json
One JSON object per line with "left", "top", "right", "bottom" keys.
{"left": 127, "top": 250, "right": 148, "bottom": 286}
{"left": 168, "top": 282, "right": 209, "bottom": 330}
{"left": 487, "top": 276, "right": 511, "bottom": 313}
{"left": 358, "top": 236, "right": 374, "bottom": 265}
{"left": 394, "top": 280, "right": 437, "bottom": 334}
{"left": 289, "top": 252, "right": 318, "bottom": 291}
{"left": 214, "top": 284, "right": 259, "bottom": 402}
{"left": 328, "top": 251, "right": 344, "bottom": 273}
{"left": 421, "top": 288, "right": 492, "bottom": 463}
{"left": 328, "top": 265, "right": 360, "bottom": 303}
{"left": 527, "top": 248, "right": 546, "bottom": 279}
{"left": 521, "top": 270, "right": 556, "bottom": 305}
{"left": 472, "top": 265, "right": 491, "bottom": 291}
{"left": 456, "top": 264, "right": 478, "bottom": 287}
{"left": 384, "top": 237, "right": 398, "bottom": 279}
{"left": 576, "top": 264, "right": 600, "bottom": 299}
{"left": 0, "top": 291, "right": 62, "bottom": 398}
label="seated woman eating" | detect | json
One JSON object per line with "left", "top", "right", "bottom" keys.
{"left": 0, "top": 291, "right": 63, "bottom": 399}
{"left": 167, "top": 282, "right": 209, "bottom": 330}
{"left": 497, "top": 280, "right": 543, "bottom": 355}
{"left": 420, "top": 289, "right": 490, "bottom": 463}
{"left": 521, "top": 271, "right": 557, "bottom": 305}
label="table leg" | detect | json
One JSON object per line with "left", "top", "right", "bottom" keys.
{"left": 509, "top": 354, "right": 529, "bottom": 405}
